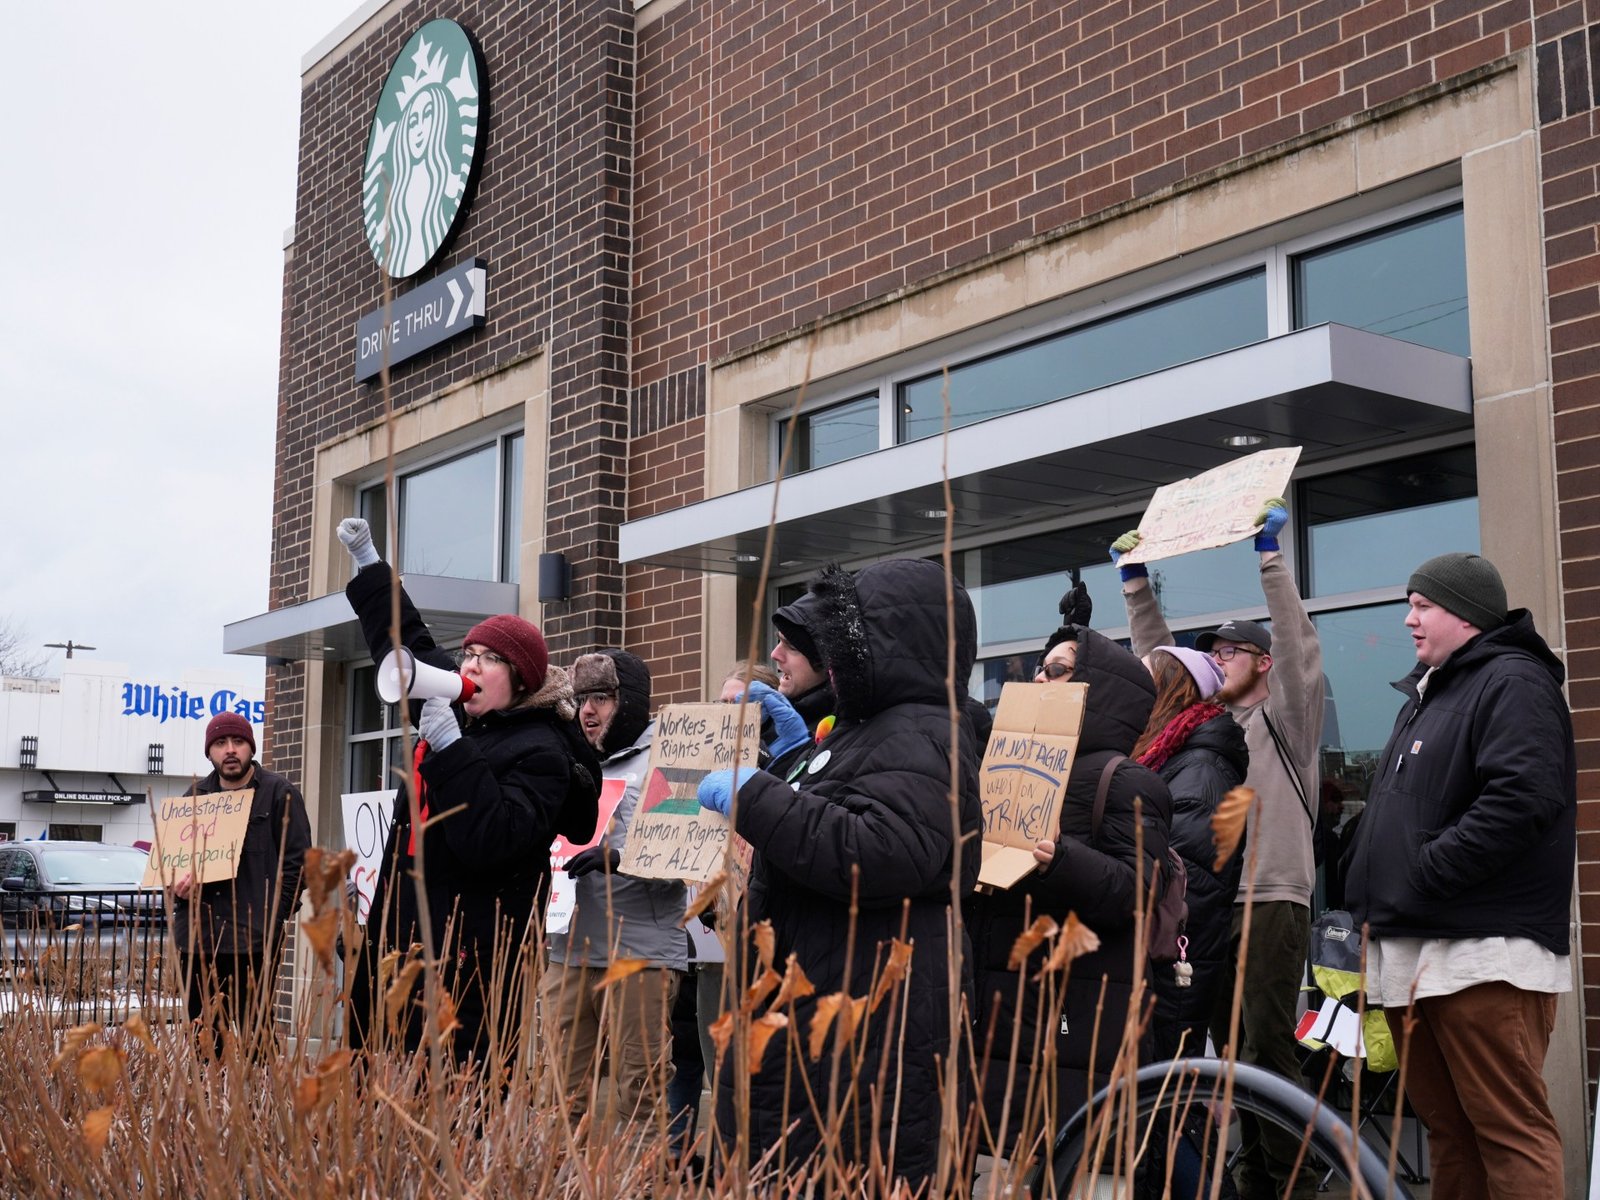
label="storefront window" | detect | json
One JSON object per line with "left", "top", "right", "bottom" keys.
{"left": 1293, "top": 205, "right": 1468, "bottom": 356}
{"left": 782, "top": 394, "right": 879, "bottom": 473}
{"left": 501, "top": 432, "right": 524, "bottom": 583}
{"left": 898, "top": 270, "right": 1268, "bottom": 443}
{"left": 348, "top": 664, "right": 404, "bottom": 793}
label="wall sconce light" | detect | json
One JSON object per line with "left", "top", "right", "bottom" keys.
{"left": 19, "top": 736, "right": 37, "bottom": 770}
{"left": 147, "top": 743, "right": 165, "bottom": 775}
{"left": 538, "top": 552, "right": 572, "bottom": 603}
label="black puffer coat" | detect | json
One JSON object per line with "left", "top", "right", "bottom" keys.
{"left": 1147, "top": 711, "right": 1248, "bottom": 1060}
{"left": 344, "top": 564, "right": 601, "bottom": 1065}
{"left": 717, "top": 558, "right": 983, "bottom": 1190}
{"left": 968, "top": 626, "right": 1172, "bottom": 1156}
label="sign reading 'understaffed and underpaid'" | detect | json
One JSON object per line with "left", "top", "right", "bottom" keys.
{"left": 621, "top": 704, "right": 759, "bottom": 883}
{"left": 978, "top": 682, "right": 1088, "bottom": 890}
{"left": 141, "top": 790, "right": 253, "bottom": 887}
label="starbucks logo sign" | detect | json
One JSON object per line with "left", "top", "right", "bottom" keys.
{"left": 362, "top": 20, "right": 486, "bottom": 279}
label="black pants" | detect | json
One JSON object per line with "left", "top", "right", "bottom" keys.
{"left": 184, "top": 949, "right": 266, "bottom": 1050}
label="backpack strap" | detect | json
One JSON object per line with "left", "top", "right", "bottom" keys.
{"left": 1091, "top": 754, "right": 1128, "bottom": 844}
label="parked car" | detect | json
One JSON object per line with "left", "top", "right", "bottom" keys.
{"left": 0, "top": 841, "right": 164, "bottom": 930}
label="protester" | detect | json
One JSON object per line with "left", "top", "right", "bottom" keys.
{"left": 769, "top": 590, "right": 834, "bottom": 737}
{"left": 1345, "top": 552, "right": 1575, "bottom": 1199}
{"left": 172, "top": 712, "right": 311, "bottom": 1048}
{"left": 336, "top": 517, "right": 601, "bottom": 1067}
{"left": 1115, "top": 499, "right": 1322, "bottom": 1200}
{"left": 968, "top": 621, "right": 1172, "bottom": 1173}
{"left": 543, "top": 649, "right": 686, "bottom": 1143}
{"left": 1135, "top": 646, "right": 1247, "bottom": 1061}
{"left": 697, "top": 558, "right": 982, "bottom": 1190}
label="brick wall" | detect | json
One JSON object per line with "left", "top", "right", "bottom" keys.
{"left": 1540, "top": 2, "right": 1600, "bottom": 1087}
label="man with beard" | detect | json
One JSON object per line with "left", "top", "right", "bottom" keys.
{"left": 1114, "top": 499, "right": 1323, "bottom": 1200}
{"left": 172, "top": 712, "right": 312, "bottom": 1047}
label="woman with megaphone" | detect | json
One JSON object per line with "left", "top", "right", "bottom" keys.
{"left": 336, "top": 518, "right": 602, "bottom": 1069}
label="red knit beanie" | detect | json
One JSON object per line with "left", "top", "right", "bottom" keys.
{"left": 205, "top": 712, "right": 256, "bottom": 757}
{"left": 464, "top": 614, "right": 549, "bottom": 694}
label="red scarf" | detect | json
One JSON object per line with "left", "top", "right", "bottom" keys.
{"left": 406, "top": 739, "right": 431, "bottom": 856}
{"left": 1137, "top": 701, "right": 1224, "bottom": 773}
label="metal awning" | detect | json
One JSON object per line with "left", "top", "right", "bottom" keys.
{"left": 619, "top": 324, "right": 1473, "bottom": 575}
{"left": 224, "top": 575, "right": 519, "bottom": 662}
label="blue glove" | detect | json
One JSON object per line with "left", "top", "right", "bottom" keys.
{"left": 738, "top": 680, "right": 810, "bottom": 759}
{"left": 1108, "top": 529, "right": 1148, "bottom": 582}
{"left": 1254, "top": 498, "right": 1288, "bottom": 553}
{"left": 698, "top": 767, "right": 762, "bottom": 817}
{"left": 417, "top": 696, "right": 461, "bottom": 752}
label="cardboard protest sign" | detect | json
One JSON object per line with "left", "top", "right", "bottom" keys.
{"left": 340, "top": 790, "right": 396, "bottom": 925}
{"left": 621, "top": 704, "right": 760, "bottom": 883}
{"left": 977, "top": 682, "right": 1087, "bottom": 890}
{"left": 1118, "top": 446, "right": 1302, "bottom": 565}
{"left": 546, "top": 776, "right": 628, "bottom": 935}
{"left": 142, "top": 789, "right": 254, "bottom": 887}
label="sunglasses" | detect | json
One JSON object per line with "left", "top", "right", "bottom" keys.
{"left": 1036, "top": 660, "right": 1074, "bottom": 681}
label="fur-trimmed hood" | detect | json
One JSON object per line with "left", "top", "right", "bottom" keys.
{"left": 805, "top": 559, "right": 977, "bottom": 722}
{"left": 1061, "top": 625, "right": 1156, "bottom": 756}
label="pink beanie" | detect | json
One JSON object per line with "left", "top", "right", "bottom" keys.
{"left": 1153, "top": 645, "right": 1225, "bottom": 699}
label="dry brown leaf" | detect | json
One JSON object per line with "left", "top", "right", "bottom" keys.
{"left": 771, "top": 954, "right": 815, "bottom": 1009}
{"left": 1008, "top": 915, "right": 1060, "bottom": 970}
{"left": 52, "top": 1023, "right": 102, "bottom": 1072}
{"left": 81, "top": 1107, "right": 114, "bottom": 1154}
{"left": 302, "top": 847, "right": 356, "bottom": 914}
{"left": 77, "top": 1045, "right": 125, "bottom": 1095}
{"left": 751, "top": 920, "right": 775, "bottom": 971}
{"left": 1211, "top": 786, "right": 1256, "bottom": 871}
{"left": 680, "top": 870, "right": 727, "bottom": 926}
{"left": 303, "top": 846, "right": 331, "bottom": 911}
{"left": 747, "top": 1012, "right": 788, "bottom": 1074}
{"left": 593, "top": 957, "right": 649, "bottom": 992}
{"left": 1037, "top": 912, "right": 1102, "bottom": 977}
{"left": 869, "top": 939, "right": 914, "bottom": 1013}
{"left": 316, "top": 1049, "right": 353, "bottom": 1079}
{"left": 293, "top": 1075, "right": 322, "bottom": 1118}
{"left": 741, "top": 967, "right": 781, "bottom": 1015}
{"left": 708, "top": 1011, "right": 734, "bottom": 1065}
{"left": 301, "top": 910, "right": 340, "bottom": 973}
{"left": 434, "top": 992, "right": 461, "bottom": 1043}
{"left": 383, "top": 956, "right": 424, "bottom": 1033}
{"left": 807, "top": 992, "right": 867, "bottom": 1061}
{"left": 121, "top": 1014, "right": 156, "bottom": 1053}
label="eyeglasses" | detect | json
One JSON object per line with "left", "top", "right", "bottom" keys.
{"left": 1036, "top": 661, "right": 1074, "bottom": 681}
{"left": 576, "top": 689, "right": 618, "bottom": 708}
{"left": 1209, "top": 645, "right": 1264, "bottom": 662}
{"left": 455, "top": 648, "right": 509, "bottom": 669}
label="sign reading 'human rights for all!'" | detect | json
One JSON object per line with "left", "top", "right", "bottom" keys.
{"left": 355, "top": 257, "right": 487, "bottom": 381}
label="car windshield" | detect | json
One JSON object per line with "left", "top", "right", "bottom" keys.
{"left": 38, "top": 847, "right": 149, "bottom": 886}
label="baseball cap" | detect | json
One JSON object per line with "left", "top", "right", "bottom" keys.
{"left": 1195, "top": 618, "right": 1272, "bottom": 655}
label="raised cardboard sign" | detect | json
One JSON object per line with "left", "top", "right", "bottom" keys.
{"left": 142, "top": 789, "right": 254, "bottom": 887}
{"left": 1118, "top": 446, "right": 1302, "bottom": 565}
{"left": 621, "top": 704, "right": 760, "bottom": 883}
{"left": 978, "top": 682, "right": 1088, "bottom": 890}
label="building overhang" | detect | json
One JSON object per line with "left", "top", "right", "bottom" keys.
{"left": 223, "top": 575, "right": 519, "bottom": 663}
{"left": 619, "top": 324, "right": 1473, "bottom": 576}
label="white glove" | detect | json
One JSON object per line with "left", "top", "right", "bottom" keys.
{"left": 338, "top": 518, "right": 380, "bottom": 570}
{"left": 417, "top": 696, "right": 461, "bottom": 752}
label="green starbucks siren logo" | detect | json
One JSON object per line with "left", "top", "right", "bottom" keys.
{"left": 362, "top": 20, "right": 486, "bottom": 278}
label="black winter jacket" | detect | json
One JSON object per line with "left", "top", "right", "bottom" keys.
{"left": 1344, "top": 611, "right": 1575, "bottom": 954}
{"left": 1147, "top": 711, "right": 1247, "bottom": 1060}
{"left": 968, "top": 626, "right": 1172, "bottom": 1156}
{"left": 719, "top": 558, "right": 983, "bottom": 1190}
{"left": 344, "top": 564, "right": 601, "bottom": 1064}
{"left": 174, "top": 764, "right": 311, "bottom": 959}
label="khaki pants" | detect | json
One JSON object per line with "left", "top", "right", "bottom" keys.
{"left": 540, "top": 959, "right": 681, "bottom": 1131}
{"left": 1386, "top": 982, "right": 1562, "bottom": 1200}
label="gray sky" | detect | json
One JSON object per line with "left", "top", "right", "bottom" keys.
{"left": 0, "top": 2, "right": 357, "bottom": 683}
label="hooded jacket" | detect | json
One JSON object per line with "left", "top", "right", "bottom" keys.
{"left": 718, "top": 558, "right": 983, "bottom": 1190}
{"left": 1344, "top": 611, "right": 1575, "bottom": 954}
{"left": 968, "top": 626, "right": 1173, "bottom": 1154}
{"left": 343, "top": 563, "right": 602, "bottom": 1065}
{"left": 1147, "top": 710, "right": 1248, "bottom": 1059}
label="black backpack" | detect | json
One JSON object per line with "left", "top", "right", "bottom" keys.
{"left": 1091, "top": 755, "right": 1188, "bottom": 964}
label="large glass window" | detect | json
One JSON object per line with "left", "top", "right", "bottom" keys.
{"left": 355, "top": 431, "right": 522, "bottom": 583}
{"left": 781, "top": 394, "right": 879, "bottom": 473}
{"left": 898, "top": 270, "right": 1268, "bottom": 443}
{"left": 348, "top": 664, "right": 406, "bottom": 793}
{"left": 1293, "top": 205, "right": 1468, "bottom": 356}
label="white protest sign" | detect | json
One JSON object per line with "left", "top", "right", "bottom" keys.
{"left": 340, "top": 790, "right": 396, "bottom": 926}
{"left": 546, "top": 776, "right": 629, "bottom": 936}
{"left": 1119, "top": 446, "right": 1301, "bottom": 565}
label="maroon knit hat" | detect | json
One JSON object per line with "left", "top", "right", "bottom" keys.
{"left": 465, "top": 614, "right": 549, "bottom": 694}
{"left": 204, "top": 712, "right": 256, "bottom": 757}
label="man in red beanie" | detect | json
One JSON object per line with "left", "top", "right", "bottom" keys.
{"left": 172, "top": 711, "right": 311, "bottom": 1050}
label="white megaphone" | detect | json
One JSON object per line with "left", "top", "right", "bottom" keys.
{"left": 376, "top": 648, "right": 478, "bottom": 704}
